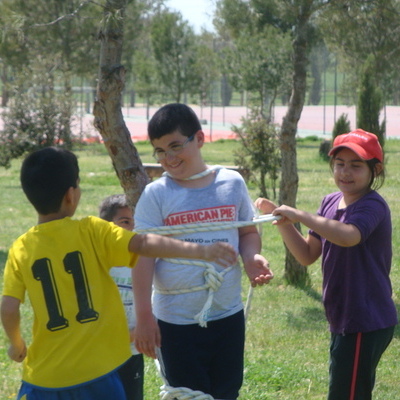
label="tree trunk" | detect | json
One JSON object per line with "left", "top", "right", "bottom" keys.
{"left": 279, "top": 10, "right": 311, "bottom": 285}
{"left": 93, "top": 0, "right": 149, "bottom": 210}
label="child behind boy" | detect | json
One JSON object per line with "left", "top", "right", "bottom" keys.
{"left": 0, "top": 146, "right": 236, "bottom": 400}
{"left": 99, "top": 194, "right": 144, "bottom": 400}
{"left": 133, "top": 103, "right": 274, "bottom": 400}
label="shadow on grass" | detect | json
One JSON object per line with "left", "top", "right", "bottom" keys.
{"left": 0, "top": 250, "right": 8, "bottom": 272}
{"left": 295, "top": 283, "right": 400, "bottom": 338}
{"left": 300, "top": 285, "right": 323, "bottom": 303}
{"left": 286, "top": 306, "right": 326, "bottom": 331}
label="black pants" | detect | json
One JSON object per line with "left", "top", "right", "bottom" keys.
{"left": 328, "top": 326, "right": 395, "bottom": 400}
{"left": 158, "top": 310, "right": 245, "bottom": 400}
{"left": 118, "top": 354, "right": 144, "bottom": 400}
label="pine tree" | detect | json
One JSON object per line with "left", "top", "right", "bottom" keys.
{"left": 357, "top": 61, "right": 385, "bottom": 147}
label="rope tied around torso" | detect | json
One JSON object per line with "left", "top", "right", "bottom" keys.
{"left": 155, "top": 259, "right": 234, "bottom": 327}
{"left": 136, "top": 214, "right": 279, "bottom": 328}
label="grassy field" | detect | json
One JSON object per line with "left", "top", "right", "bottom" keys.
{"left": 1, "top": 138, "right": 400, "bottom": 399}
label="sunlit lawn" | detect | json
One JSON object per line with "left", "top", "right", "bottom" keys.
{"left": 1, "top": 138, "right": 400, "bottom": 399}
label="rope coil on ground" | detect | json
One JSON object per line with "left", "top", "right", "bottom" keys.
{"left": 160, "top": 385, "right": 214, "bottom": 400}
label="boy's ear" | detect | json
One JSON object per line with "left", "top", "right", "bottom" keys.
{"left": 64, "top": 186, "right": 75, "bottom": 204}
{"left": 196, "top": 130, "right": 205, "bottom": 147}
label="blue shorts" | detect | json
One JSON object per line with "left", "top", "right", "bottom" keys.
{"left": 18, "top": 363, "right": 129, "bottom": 400}
{"left": 158, "top": 310, "right": 245, "bottom": 399}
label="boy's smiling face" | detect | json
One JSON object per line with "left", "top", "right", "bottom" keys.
{"left": 152, "top": 130, "right": 205, "bottom": 180}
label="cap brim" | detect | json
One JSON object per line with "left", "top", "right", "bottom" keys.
{"left": 328, "top": 143, "right": 371, "bottom": 160}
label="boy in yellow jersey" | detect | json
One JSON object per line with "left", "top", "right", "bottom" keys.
{"left": 0, "top": 147, "right": 236, "bottom": 400}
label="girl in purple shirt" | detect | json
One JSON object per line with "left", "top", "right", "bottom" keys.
{"left": 255, "top": 129, "right": 397, "bottom": 400}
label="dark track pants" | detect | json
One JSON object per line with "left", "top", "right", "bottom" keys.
{"left": 328, "top": 326, "right": 395, "bottom": 400}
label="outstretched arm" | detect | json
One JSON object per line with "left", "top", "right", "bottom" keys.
{"left": 272, "top": 205, "right": 361, "bottom": 248}
{"left": 129, "top": 233, "right": 237, "bottom": 267}
{"left": 255, "top": 197, "right": 361, "bottom": 265}
{"left": 1, "top": 295, "right": 27, "bottom": 362}
{"left": 255, "top": 198, "right": 322, "bottom": 266}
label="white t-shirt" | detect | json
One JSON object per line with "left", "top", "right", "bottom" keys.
{"left": 134, "top": 168, "right": 255, "bottom": 325}
{"left": 110, "top": 266, "right": 139, "bottom": 354}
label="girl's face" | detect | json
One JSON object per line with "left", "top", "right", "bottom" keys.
{"left": 332, "top": 148, "right": 373, "bottom": 201}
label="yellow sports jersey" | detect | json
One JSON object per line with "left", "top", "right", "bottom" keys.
{"left": 3, "top": 216, "right": 138, "bottom": 388}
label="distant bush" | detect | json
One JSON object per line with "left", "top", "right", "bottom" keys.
{"left": 319, "top": 113, "right": 351, "bottom": 161}
{"left": 0, "top": 69, "right": 76, "bottom": 168}
{"left": 233, "top": 107, "right": 280, "bottom": 199}
{"left": 332, "top": 113, "right": 351, "bottom": 140}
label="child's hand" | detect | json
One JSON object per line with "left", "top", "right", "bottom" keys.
{"left": 134, "top": 315, "right": 161, "bottom": 360}
{"left": 244, "top": 254, "right": 274, "bottom": 287}
{"left": 203, "top": 242, "right": 237, "bottom": 267}
{"left": 129, "top": 328, "right": 135, "bottom": 343}
{"left": 272, "top": 205, "right": 300, "bottom": 225}
{"left": 8, "top": 340, "right": 27, "bottom": 363}
{"left": 254, "top": 197, "right": 278, "bottom": 215}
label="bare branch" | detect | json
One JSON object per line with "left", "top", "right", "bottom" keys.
{"left": 31, "top": 0, "right": 103, "bottom": 27}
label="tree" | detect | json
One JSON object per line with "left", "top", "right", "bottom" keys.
{"left": 133, "top": 44, "right": 159, "bottom": 118}
{"left": 192, "top": 31, "right": 220, "bottom": 106}
{"left": 319, "top": 0, "right": 400, "bottom": 105}
{"left": 357, "top": 60, "right": 385, "bottom": 146}
{"left": 221, "top": 27, "right": 292, "bottom": 120}
{"left": 272, "top": 0, "right": 318, "bottom": 285}
{"left": 308, "top": 43, "right": 330, "bottom": 105}
{"left": 150, "top": 9, "right": 199, "bottom": 102}
{"left": 93, "top": 0, "right": 149, "bottom": 210}
{"left": 234, "top": 0, "right": 332, "bottom": 285}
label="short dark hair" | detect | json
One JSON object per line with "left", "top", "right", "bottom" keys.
{"left": 99, "top": 194, "right": 130, "bottom": 222}
{"left": 20, "top": 147, "right": 80, "bottom": 215}
{"left": 148, "top": 103, "right": 202, "bottom": 141}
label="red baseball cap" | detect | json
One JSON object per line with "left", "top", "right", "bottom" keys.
{"left": 328, "top": 129, "right": 383, "bottom": 162}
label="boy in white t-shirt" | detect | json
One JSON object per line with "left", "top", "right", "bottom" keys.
{"left": 133, "top": 103, "right": 274, "bottom": 400}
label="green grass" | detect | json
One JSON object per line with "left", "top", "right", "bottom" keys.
{"left": 1, "top": 138, "right": 400, "bottom": 399}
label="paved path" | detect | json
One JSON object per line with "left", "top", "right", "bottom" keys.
{"left": 76, "top": 104, "right": 400, "bottom": 143}
{"left": 2, "top": 104, "right": 396, "bottom": 143}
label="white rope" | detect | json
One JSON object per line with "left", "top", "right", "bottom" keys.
{"left": 157, "top": 260, "right": 234, "bottom": 327}
{"left": 160, "top": 385, "right": 214, "bottom": 400}
{"left": 135, "top": 214, "right": 279, "bottom": 236}
{"left": 163, "top": 165, "right": 223, "bottom": 181}
{"left": 138, "top": 214, "right": 279, "bottom": 327}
